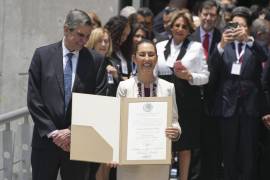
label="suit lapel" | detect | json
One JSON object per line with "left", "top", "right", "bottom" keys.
{"left": 210, "top": 29, "right": 221, "bottom": 55}
{"left": 240, "top": 45, "right": 251, "bottom": 74}
{"left": 227, "top": 43, "right": 238, "bottom": 65}
{"left": 54, "top": 42, "right": 64, "bottom": 97}
{"left": 164, "top": 38, "right": 172, "bottom": 60}
{"left": 73, "top": 48, "right": 87, "bottom": 92}
{"left": 193, "top": 28, "right": 201, "bottom": 42}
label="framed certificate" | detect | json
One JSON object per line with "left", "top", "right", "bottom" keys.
{"left": 120, "top": 97, "right": 172, "bottom": 164}
{"left": 70, "top": 93, "right": 172, "bottom": 165}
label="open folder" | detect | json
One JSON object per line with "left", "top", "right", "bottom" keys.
{"left": 70, "top": 93, "right": 172, "bottom": 165}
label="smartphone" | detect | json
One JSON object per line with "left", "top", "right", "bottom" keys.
{"left": 225, "top": 22, "right": 238, "bottom": 30}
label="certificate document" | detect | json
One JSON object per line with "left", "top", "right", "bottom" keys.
{"left": 126, "top": 102, "right": 168, "bottom": 160}
{"left": 71, "top": 94, "right": 172, "bottom": 164}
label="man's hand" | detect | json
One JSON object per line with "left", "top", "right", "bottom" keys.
{"left": 220, "top": 29, "right": 235, "bottom": 48}
{"left": 233, "top": 27, "right": 249, "bottom": 42}
{"left": 262, "top": 114, "right": 270, "bottom": 129}
{"left": 52, "top": 128, "right": 71, "bottom": 152}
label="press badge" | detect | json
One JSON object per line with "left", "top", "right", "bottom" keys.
{"left": 121, "top": 63, "right": 128, "bottom": 75}
{"left": 231, "top": 62, "right": 241, "bottom": 75}
{"left": 231, "top": 42, "right": 245, "bottom": 75}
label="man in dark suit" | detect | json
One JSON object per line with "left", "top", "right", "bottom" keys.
{"left": 189, "top": 1, "right": 221, "bottom": 180}
{"left": 190, "top": 0, "right": 221, "bottom": 59}
{"left": 209, "top": 7, "right": 270, "bottom": 180}
{"left": 252, "top": 18, "right": 270, "bottom": 180}
{"left": 27, "top": 9, "right": 101, "bottom": 180}
{"left": 261, "top": 62, "right": 270, "bottom": 180}
{"left": 261, "top": 61, "right": 270, "bottom": 180}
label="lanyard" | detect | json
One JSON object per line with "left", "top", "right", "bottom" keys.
{"left": 235, "top": 42, "right": 245, "bottom": 63}
{"left": 131, "top": 63, "right": 137, "bottom": 76}
{"left": 116, "top": 51, "right": 128, "bottom": 74}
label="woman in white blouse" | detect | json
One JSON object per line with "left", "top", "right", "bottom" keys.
{"left": 156, "top": 10, "right": 209, "bottom": 180}
{"left": 116, "top": 39, "right": 181, "bottom": 180}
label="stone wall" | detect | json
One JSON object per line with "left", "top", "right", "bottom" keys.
{"left": 0, "top": 0, "right": 119, "bottom": 113}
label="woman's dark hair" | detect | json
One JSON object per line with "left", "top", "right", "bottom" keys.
{"left": 87, "top": 12, "right": 102, "bottom": 28}
{"left": 133, "top": 39, "right": 157, "bottom": 55}
{"left": 128, "top": 13, "right": 140, "bottom": 25}
{"left": 122, "top": 23, "right": 149, "bottom": 61}
{"left": 104, "top": 16, "right": 129, "bottom": 52}
{"left": 265, "top": 9, "right": 270, "bottom": 21}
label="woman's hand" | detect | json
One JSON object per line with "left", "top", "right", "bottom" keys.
{"left": 106, "top": 161, "right": 119, "bottom": 168}
{"left": 173, "top": 61, "right": 192, "bottom": 81}
{"left": 106, "top": 65, "right": 118, "bottom": 78}
{"left": 165, "top": 127, "right": 180, "bottom": 140}
{"left": 174, "top": 65, "right": 193, "bottom": 81}
{"left": 174, "top": 69, "right": 193, "bottom": 81}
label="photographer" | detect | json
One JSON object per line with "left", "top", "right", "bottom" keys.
{"left": 208, "top": 7, "right": 270, "bottom": 180}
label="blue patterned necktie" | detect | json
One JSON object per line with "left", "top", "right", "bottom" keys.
{"left": 64, "top": 52, "right": 73, "bottom": 111}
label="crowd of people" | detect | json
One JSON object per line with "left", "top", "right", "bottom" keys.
{"left": 27, "top": 0, "right": 270, "bottom": 180}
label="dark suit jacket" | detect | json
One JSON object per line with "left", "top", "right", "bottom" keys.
{"left": 190, "top": 27, "right": 221, "bottom": 115}
{"left": 209, "top": 41, "right": 269, "bottom": 118}
{"left": 27, "top": 41, "right": 101, "bottom": 148}
{"left": 190, "top": 27, "right": 221, "bottom": 58}
{"left": 95, "top": 56, "right": 122, "bottom": 96}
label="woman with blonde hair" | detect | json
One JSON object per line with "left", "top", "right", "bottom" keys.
{"left": 85, "top": 27, "right": 112, "bottom": 57}
{"left": 86, "top": 27, "right": 121, "bottom": 180}
{"left": 86, "top": 27, "right": 122, "bottom": 97}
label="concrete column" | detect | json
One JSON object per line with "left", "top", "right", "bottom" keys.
{"left": 132, "top": 0, "right": 142, "bottom": 9}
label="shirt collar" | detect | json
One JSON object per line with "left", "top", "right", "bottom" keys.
{"left": 171, "top": 39, "right": 183, "bottom": 49}
{"left": 200, "top": 26, "right": 213, "bottom": 40}
{"left": 62, "top": 37, "right": 79, "bottom": 57}
{"left": 234, "top": 36, "right": 254, "bottom": 48}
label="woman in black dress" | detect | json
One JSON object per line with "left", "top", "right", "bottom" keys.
{"left": 155, "top": 10, "right": 209, "bottom": 180}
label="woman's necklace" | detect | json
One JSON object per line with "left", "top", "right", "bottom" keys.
{"left": 136, "top": 78, "right": 157, "bottom": 97}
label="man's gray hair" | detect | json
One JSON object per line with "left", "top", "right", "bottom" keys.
{"left": 64, "top": 9, "right": 92, "bottom": 31}
{"left": 120, "top": 6, "right": 137, "bottom": 18}
{"left": 251, "top": 18, "right": 270, "bottom": 36}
